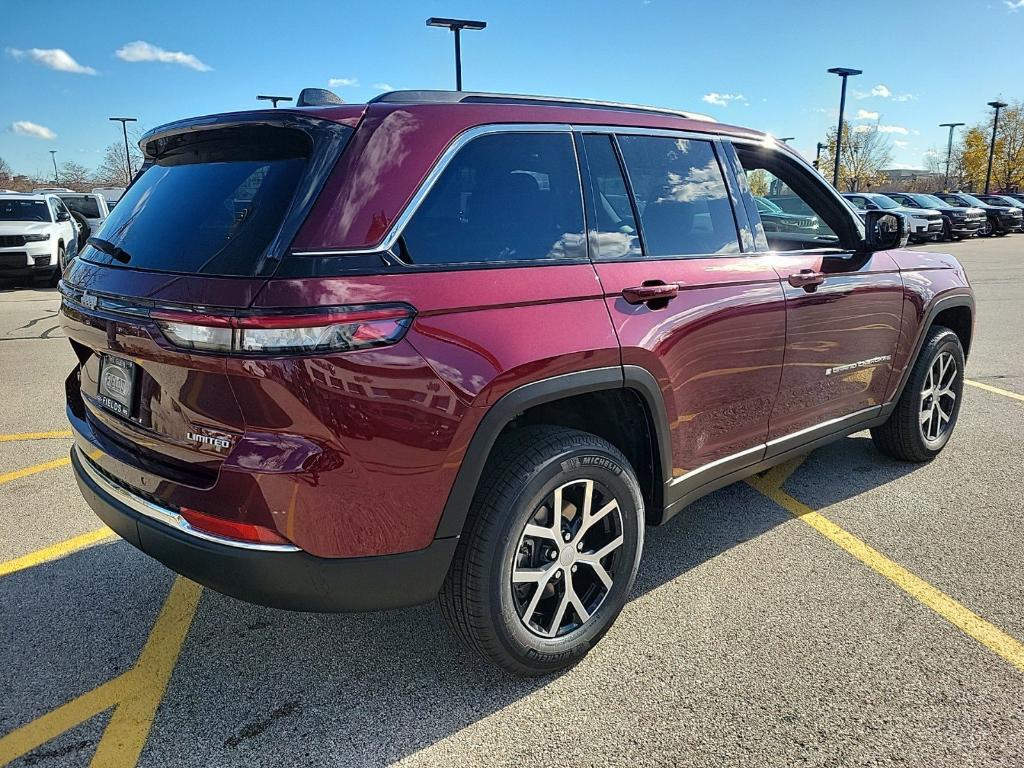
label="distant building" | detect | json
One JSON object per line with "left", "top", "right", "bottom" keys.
{"left": 875, "top": 168, "right": 943, "bottom": 192}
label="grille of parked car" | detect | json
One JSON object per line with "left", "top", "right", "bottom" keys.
{"left": 0, "top": 253, "right": 29, "bottom": 268}
{"left": 0, "top": 235, "right": 28, "bottom": 247}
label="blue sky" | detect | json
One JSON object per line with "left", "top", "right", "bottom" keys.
{"left": 3, "top": 0, "right": 1023, "bottom": 178}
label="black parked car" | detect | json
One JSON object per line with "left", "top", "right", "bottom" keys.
{"left": 886, "top": 192, "right": 986, "bottom": 241}
{"left": 842, "top": 192, "right": 942, "bottom": 243}
{"left": 974, "top": 195, "right": 1024, "bottom": 232}
{"left": 754, "top": 196, "right": 820, "bottom": 233}
{"left": 933, "top": 192, "right": 1022, "bottom": 236}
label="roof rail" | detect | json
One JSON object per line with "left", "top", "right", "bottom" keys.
{"left": 368, "top": 90, "right": 716, "bottom": 123}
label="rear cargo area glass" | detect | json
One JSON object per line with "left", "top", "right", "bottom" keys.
{"left": 83, "top": 125, "right": 311, "bottom": 277}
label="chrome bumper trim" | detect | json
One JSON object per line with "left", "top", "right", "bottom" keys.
{"left": 76, "top": 446, "right": 301, "bottom": 553}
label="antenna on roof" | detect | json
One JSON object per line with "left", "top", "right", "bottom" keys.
{"left": 296, "top": 88, "right": 345, "bottom": 107}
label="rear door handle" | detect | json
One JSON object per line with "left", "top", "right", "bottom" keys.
{"left": 622, "top": 282, "right": 680, "bottom": 305}
{"left": 787, "top": 269, "right": 826, "bottom": 291}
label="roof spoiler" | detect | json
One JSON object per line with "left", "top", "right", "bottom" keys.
{"left": 296, "top": 88, "right": 345, "bottom": 107}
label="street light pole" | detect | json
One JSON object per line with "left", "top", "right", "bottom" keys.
{"left": 109, "top": 117, "right": 138, "bottom": 183}
{"left": 984, "top": 100, "right": 1008, "bottom": 194}
{"left": 426, "top": 17, "right": 487, "bottom": 91}
{"left": 939, "top": 122, "right": 964, "bottom": 190}
{"left": 257, "top": 95, "right": 293, "bottom": 108}
{"left": 827, "top": 67, "right": 862, "bottom": 189}
{"left": 778, "top": 137, "right": 795, "bottom": 144}
{"left": 814, "top": 142, "right": 826, "bottom": 170}
{"left": 49, "top": 150, "right": 58, "bottom": 184}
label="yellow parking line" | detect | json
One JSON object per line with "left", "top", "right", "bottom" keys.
{"left": 965, "top": 379, "right": 1024, "bottom": 403}
{"left": 0, "top": 577, "right": 202, "bottom": 767}
{"left": 0, "top": 528, "right": 116, "bottom": 578}
{"left": 0, "top": 430, "right": 73, "bottom": 443}
{"left": 0, "top": 456, "right": 71, "bottom": 486}
{"left": 747, "top": 465, "right": 1024, "bottom": 674}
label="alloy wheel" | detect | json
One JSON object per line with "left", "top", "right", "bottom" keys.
{"left": 510, "top": 479, "right": 624, "bottom": 638}
{"left": 919, "top": 351, "right": 958, "bottom": 446}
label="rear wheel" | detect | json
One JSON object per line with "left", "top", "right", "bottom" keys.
{"left": 871, "top": 326, "right": 965, "bottom": 462}
{"left": 438, "top": 426, "right": 644, "bottom": 676}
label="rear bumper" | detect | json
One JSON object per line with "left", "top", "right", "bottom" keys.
{"left": 71, "top": 446, "right": 458, "bottom": 612}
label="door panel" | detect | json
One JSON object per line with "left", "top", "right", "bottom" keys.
{"left": 595, "top": 257, "right": 786, "bottom": 480}
{"left": 767, "top": 250, "right": 903, "bottom": 441}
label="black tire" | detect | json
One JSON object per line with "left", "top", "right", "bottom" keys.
{"left": 871, "top": 326, "right": 965, "bottom": 462}
{"left": 979, "top": 219, "right": 993, "bottom": 237}
{"left": 438, "top": 425, "right": 644, "bottom": 676}
{"left": 942, "top": 219, "right": 953, "bottom": 242}
{"left": 49, "top": 245, "right": 66, "bottom": 287}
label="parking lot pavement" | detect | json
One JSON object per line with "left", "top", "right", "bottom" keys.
{"left": 1, "top": 237, "right": 1023, "bottom": 767}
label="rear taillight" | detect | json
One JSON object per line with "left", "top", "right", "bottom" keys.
{"left": 152, "top": 304, "right": 414, "bottom": 355}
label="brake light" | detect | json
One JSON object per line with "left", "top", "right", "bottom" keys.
{"left": 152, "top": 304, "right": 414, "bottom": 355}
{"left": 179, "top": 507, "right": 293, "bottom": 545}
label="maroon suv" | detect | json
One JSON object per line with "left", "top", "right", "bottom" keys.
{"left": 59, "top": 90, "right": 974, "bottom": 675}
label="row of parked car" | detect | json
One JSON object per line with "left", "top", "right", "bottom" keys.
{"left": 0, "top": 186, "right": 122, "bottom": 284}
{"left": 762, "top": 190, "right": 1024, "bottom": 243}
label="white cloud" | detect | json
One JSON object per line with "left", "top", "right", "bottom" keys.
{"left": 855, "top": 83, "right": 915, "bottom": 102}
{"left": 8, "top": 47, "right": 96, "bottom": 74}
{"left": 116, "top": 41, "right": 211, "bottom": 72}
{"left": 893, "top": 140, "right": 910, "bottom": 148}
{"left": 856, "top": 109, "right": 880, "bottom": 120}
{"left": 11, "top": 121, "right": 56, "bottom": 140}
{"left": 878, "top": 124, "right": 909, "bottom": 135}
{"left": 1007, "top": 0, "right": 1024, "bottom": 11}
{"left": 852, "top": 125, "right": 873, "bottom": 133}
{"left": 328, "top": 77, "right": 360, "bottom": 88}
{"left": 372, "top": 82, "right": 394, "bottom": 91}
{"left": 701, "top": 92, "right": 746, "bottom": 107}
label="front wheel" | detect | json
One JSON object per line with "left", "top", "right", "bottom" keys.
{"left": 438, "top": 426, "right": 644, "bottom": 676}
{"left": 48, "top": 245, "right": 66, "bottom": 287}
{"left": 871, "top": 326, "right": 965, "bottom": 462}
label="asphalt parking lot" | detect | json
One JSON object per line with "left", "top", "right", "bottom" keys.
{"left": 1, "top": 238, "right": 1022, "bottom": 767}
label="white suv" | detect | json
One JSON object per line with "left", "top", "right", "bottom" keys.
{"left": 0, "top": 194, "right": 78, "bottom": 284}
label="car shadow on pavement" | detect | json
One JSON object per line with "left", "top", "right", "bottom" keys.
{"left": 0, "top": 434, "right": 928, "bottom": 767}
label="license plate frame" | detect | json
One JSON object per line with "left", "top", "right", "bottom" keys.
{"left": 97, "top": 355, "right": 137, "bottom": 419}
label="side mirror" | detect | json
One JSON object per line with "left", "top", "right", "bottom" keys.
{"left": 863, "top": 210, "right": 908, "bottom": 251}
{"left": 57, "top": 211, "right": 71, "bottom": 222}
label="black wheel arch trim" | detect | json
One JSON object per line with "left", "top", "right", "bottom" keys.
{"left": 433, "top": 365, "right": 672, "bottom": 540}
{"left": 891, "top": 291, "right": 974, "bottom": 404}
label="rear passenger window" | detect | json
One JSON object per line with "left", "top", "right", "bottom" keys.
{"left": 616, "top": 136, "right": 740, "bottom": 257}
{"left": 581, "top": 134, "right": 641, "bottom": 259}
{"left": 401, "top": 132, "right": 586, "bottom": 265}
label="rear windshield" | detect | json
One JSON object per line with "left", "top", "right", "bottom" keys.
{"left": 83, "top": 125, "right": 312, "bottom": 276}
{"left": 60, "top": 195, "right": 102, "bottom": 218}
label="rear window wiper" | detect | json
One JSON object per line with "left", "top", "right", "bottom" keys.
{"left": 87, "top": 237, "right": 133, "bottom": 263}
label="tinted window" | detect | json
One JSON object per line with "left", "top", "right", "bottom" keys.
{"left": 401, "top": 132, "right": 585, "bottom": 265}
{"left": 60, "top": 195, "right": 102, "bottom": 218}
{"left": 581, "top": 134, "right": 640, "bottom": 259}
{"left": 82, "top": 125, "right": 314, "bottom": 276}
{"left": 616, "top": 136, "right": 739, "bottom": 257}
{"left": 0, "top": 199, "right": 50, "bottom": 222}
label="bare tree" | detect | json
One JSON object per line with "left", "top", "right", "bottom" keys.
{"left": 95, "top": 141, "right": 143, "bottom": 186}
{"left": 57, "top": 161, "right": 93, "bottom": 191}
{"left": 989, "top": 101, "right": 1024, "bottom": 192}
{"left": 0, "top": 156, "right": 12, "bottom": 187}
{"left": 817, "top": 122, "right": 893, "bottom": 192}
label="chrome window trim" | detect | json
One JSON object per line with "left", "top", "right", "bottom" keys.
{"left": 76, "top": 447, "right": 302, "bottom": 553}
{"left": 290, "top": 122, "right": 574, "bottom": 257}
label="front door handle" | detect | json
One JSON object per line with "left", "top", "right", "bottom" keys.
{"left": 787, "top": 269, "right": 826, "bottom": 292}
{"left": 622, "top": 282, "right": 680, "bottom": 305}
